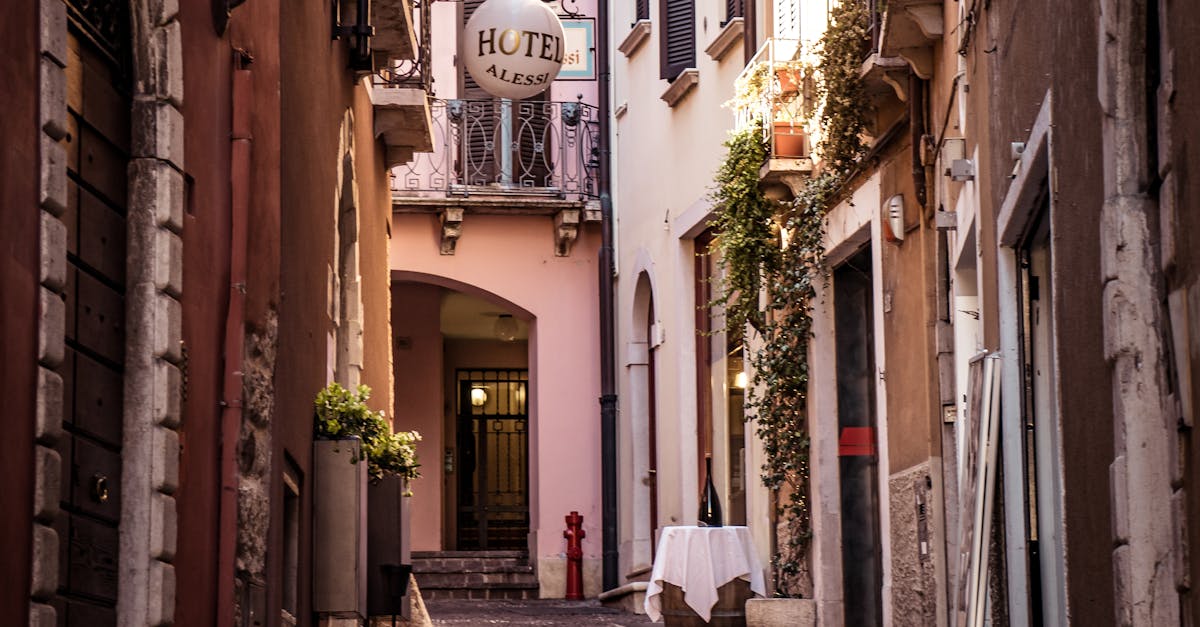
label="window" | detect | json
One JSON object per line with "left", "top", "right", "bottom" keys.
{"left": 725, "top": 0, "right": 744, "bottom": 23}
{"left": 660, "top": 0, "right": 695, "bottom": 80}
{"left": 636, "top": 0, "right": 649, "bottom": 22}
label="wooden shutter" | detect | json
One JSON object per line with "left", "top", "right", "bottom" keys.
{"left": 461, "top": 0, "right": 497, "bottom": 185}
{"left": 725, "top": 0, "right": 744, "bottom": 22}
{"left": 636, "top": 0, "right": 649, "bottom": 21}
{"left": 660, "top": 0, "right": 695, "bottom": 80}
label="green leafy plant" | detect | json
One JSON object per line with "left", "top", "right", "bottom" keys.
{"left": 314, "top": 382, "right": 421, "bottom": 483}
{"left": 709, "top": 0, "right": 870, "bottom": 597}
{"left": 709, "top": 119, "right": 780, "bottom": 336}
{"left": 815, "top": 0, "right": 870, "bottom": 177}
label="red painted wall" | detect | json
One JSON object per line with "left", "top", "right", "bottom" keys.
{"left": 174, "top": 1, "right": 235, "bottom": 624}
{"left": 0, "top": 0, "right": 40, "bottom": 622}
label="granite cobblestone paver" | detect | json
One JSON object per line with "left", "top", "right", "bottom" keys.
{"left": 424, "top": 598, "right": 656, "bottom": 626}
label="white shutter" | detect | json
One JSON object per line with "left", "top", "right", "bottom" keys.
{"left": 773, "top": 0, "right": 799, "bottom": 39}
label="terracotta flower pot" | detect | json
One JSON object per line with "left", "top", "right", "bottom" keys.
{"left": 772, "top": 123, "right": 807, "bottom": 158}
{"left": 776, "top": 68, "right": 800, "bottom": 94}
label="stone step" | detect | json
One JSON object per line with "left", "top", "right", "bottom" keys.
{"left": 420, "top": 586, "right": 538, "bottom": 601}
{"left": 410, "top": 550, "right": 540, "bottom": 601}
{"left": 415, "top": 570, "right": 539, "bottom": 589}
{"left": 411, "top": 551, "right": 531, "bottom": 574}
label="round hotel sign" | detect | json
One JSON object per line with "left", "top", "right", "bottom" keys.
{"left": 463, "top": 0, "right": 565, "bottom": 99}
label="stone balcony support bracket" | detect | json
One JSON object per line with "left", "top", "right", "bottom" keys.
{"left": 439, "top": 207, "right": 464, "bottom": 255}
{"left": 554, "top": 208, "right": 582, "bottom": 256}
{"left": 879, "top": 0, "right": 944, "bottom": 80}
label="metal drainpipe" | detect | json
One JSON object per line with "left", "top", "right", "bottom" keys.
{"left": 217, "top": 54, "right": 253, "bottom": 627}
{"left": 910, "top": 71, "right": 926, "bottom": 209}
{"left": 596, "top": 0, "right": 619, "bottom": 595}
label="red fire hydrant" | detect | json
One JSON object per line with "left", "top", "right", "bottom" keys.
{"left": 564, "top": 511, "right": 585, "bottom": 600}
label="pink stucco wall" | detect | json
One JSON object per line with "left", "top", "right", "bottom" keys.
{"left": 391, "top": 213, "right": 603, "bottom": 560}
{"left": 391, "top": 282, "right": 445, "bottom": 552}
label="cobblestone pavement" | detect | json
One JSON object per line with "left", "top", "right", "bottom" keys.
{"left": 423, "top": 598, "right": 658, "bottom": 626}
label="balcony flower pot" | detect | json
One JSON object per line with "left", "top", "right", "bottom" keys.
{"left": 775, "top": 67, "right": 800, "bottom": 94}
{"left": 772, "top": 123, "right": 807, "bottom": 158}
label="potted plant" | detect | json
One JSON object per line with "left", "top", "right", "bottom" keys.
{"left": 312, "top": 383, "right": 421, "bottom": 621}
{"left": 314, "top": 382, "right": 422, "bottom": 483}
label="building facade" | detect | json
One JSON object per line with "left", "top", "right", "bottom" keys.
{"left": 1, "top": 0, "right": 432, "bottom": 624}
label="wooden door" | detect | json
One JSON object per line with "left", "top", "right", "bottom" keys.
{"left": 52, "top": 5, "right": 131, "bottom": 624}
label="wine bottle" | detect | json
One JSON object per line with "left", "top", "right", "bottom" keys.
{"left": 698, "top": 454, "right": 723, "bottom": 527}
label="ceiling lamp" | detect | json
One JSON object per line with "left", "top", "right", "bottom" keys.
{"left": 494, "top": 314, "right": 519, "bottom": 342}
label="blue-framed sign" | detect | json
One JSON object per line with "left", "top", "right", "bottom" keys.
{"left": 558, "top": 19, "right": 595, "bottom": 80}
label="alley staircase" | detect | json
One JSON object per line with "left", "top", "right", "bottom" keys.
{"left": 411, "top": 551, "right": 540, "bottom": 600}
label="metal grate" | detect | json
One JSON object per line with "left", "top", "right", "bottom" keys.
{"left": 456, "top": 370, "right": 530, "bottom": 551}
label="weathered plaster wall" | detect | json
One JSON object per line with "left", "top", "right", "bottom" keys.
{"left": 175, "top": 0, "right": 234, "bottom": 623}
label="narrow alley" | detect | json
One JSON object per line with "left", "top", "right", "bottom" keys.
{"left": 2, "top": 0, "right": 1198, "bottom": 625}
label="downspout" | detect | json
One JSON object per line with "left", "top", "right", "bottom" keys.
{"left": 597, "top": 0, "right": 619, "bottom": 594}
{"left": 217, "top": 53, "right": 253, "bottom": 627}
{"left": 910, "top": 71, "right": 927, "bottom": 210}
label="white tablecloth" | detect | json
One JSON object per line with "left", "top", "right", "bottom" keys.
{"left": 643, "top": 526, "right": 767, "bottom": 622}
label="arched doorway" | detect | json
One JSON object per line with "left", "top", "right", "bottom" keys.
{"left": 389, "top": 276, "right": 536, "bottom": 554}
{"left": 629, "top": 272, "right": 659, "bottom": 569}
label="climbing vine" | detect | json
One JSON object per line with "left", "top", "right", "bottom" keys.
{"left": 816, "top": 0, "right": 871, "bottom": 178}
{"left": 708, "top": 119, "right": 779, "bottom": 336}
{"left": 710, "top": 0, "right": 870, "bottom": 597}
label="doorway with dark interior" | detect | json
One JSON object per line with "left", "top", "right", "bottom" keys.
{"left": 455, "top": 369, "right": 530, "bottom": 551}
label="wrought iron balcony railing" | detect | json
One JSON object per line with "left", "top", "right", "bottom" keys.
{"left": 373, "top": 0, "right": 432, "bottom": 93}
{"left": 733, "top": 38, "right": 813, "bottom": 161}
{"left": 391, "top": 98, "right": 601, "bottom": 201}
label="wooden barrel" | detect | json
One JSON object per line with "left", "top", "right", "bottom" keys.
{"left": 662, "top": 579, "right": 752, "bottom": 627}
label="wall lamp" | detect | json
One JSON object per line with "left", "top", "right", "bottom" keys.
{"left": 470, "top": 386, "right": 488, "bottom": 407}
{"left": 332, "top": 0, "right": 375, "bottom": 73}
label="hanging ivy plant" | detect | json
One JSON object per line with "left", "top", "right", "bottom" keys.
{"left": 816, "top": 0, "right": 870, "bottom": 177}
{"left": 708, "top": 119, "right": 780, "bottom": 336}
{"left": 709, "top": 0, "right": 870, "bottom": 598}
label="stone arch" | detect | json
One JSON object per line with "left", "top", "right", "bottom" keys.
{"left": 625, "top": 269, "right": 658, "bottom": 572}
{"left": 390, "top": 269, "right": 541, "bottom": 545}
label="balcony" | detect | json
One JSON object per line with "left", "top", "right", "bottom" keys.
{"left": 391, "top": 98, "right": 601, "bottom": 255}
{"left": 392, "top": 98, "right": 600, "bottom": 204}
{"left": 371, "top": 0, "right": 435, "bottom": 168}
{"left": 732, "top": 38, "right": 814, "bottom": 198}
{"left": 878, "top": 0, "right": 942, "bottom": 79}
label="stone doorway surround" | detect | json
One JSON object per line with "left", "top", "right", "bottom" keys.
{"left": 32, "top": 0, "right": 186, "bottom": 624}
